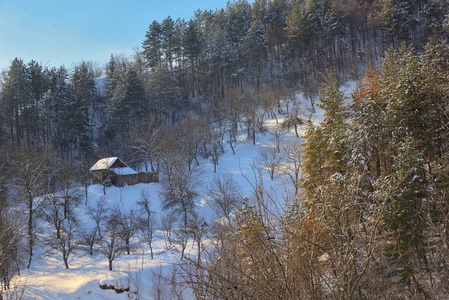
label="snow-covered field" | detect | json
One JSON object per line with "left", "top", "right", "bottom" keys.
{"left": 11, "top": 84, "right": 354, "bottom": 299}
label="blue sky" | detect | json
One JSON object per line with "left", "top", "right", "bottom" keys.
{"left": 0, "top": 0, "right": 238, "bottom": 72}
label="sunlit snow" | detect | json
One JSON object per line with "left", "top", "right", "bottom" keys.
{"left": 10, "top": 85, "right": 352, "bottom": 299}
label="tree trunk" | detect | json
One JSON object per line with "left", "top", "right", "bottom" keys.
{"left": 27, "top": 204, "right": 33, "bottom": 269}
{"left": 230, "top": 143, "right": 235, "bottom": 155}
{"left": 252, "top": 128, "right": 256, "bottom": 145}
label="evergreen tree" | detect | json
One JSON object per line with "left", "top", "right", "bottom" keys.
{"left": 27, "top": 60, "right": 49, "bottom": 146}
{"left": 161, "top": 16, "right": 176, "bottom": 69}
{"left": 226, "top": 0, "right": 253, "bottom": 89}
{"left": 109, "top": 65, "right": 146, "bottom": 131}
{"left": 286, "top": 0, "right": 320, "bottom": 80}
{"left": 374, "top": 135, "right": 427, "bottom": 290}
{"left": 146, "top": 64, "right": 181, "bottom": 122}
{"left": 142, "top": 20, "right": 163, "bottom": 68}
{"left": 71, "top": 62, "right": 95, "bottom": 159}
{"left": 317, "top": 70, "right": 348, "bottom": 174}
{"left": 0, "top": 58, "right": 33, "bottom": 147}
{"left": 301, "top": 70, "right": 348, "bottom": 206}
{"left": 183, "top": 18, "right": 203, "bottom": 97}
{"left": 245, "top": 20, "right": 268, "bottom": 88}
{"left": 48, "top": 66, "right": 77, "bottom": 157}
{"left": 350, "top": 66, "right": 389, "bottom": 190}
{"left": 424, "top": 0, "right": 449, "bottom": 36}
{"left": 264, "top": 0, "right": 288, "bottom": 59}
{"left": 300, "top": 120, "right": 328, "bottom": 204}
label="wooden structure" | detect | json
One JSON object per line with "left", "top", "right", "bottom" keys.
{"left": 90, "top": 157, "right": 158, "bottom": 187}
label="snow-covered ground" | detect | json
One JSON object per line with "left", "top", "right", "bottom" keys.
{"left": 10, "top": 84, "right": 354, "bottom": 299}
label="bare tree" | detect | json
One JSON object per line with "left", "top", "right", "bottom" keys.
{"left": 223, "top": 88, "right": 243, "bottom": 154}
{"left": 168, "top": 266, "right": 185, "bottom": 299}
{"left": 150, "top": 267, "right": 168, "bottom": 300}
{"left": 256, "top": 143, "right": 281, "bottom": 180}
{"left": 180, "top": 116, "right": 209, "bottom": 168}
{"left": 159, "top": 132, "right": 201, "bottom": 259}
{"left": 159, "top": 149, "right": 201, "bottom": 226}
{"left": 161, "top": 213, "right": 176, "bottom": 250}
{"left": 11, "top": 147, "right": 50, "bottom": 269}
{"left": 281, "top": 105, "right": 304, "bottom": 138}
{"left": 0, "top": 203, "right": 22, "bottom": 292}
{"left": 279, "top": 139, "right": 302, "bottom": 195}
{"left": 129, "top": 115, "right": 161, "bottom": 172}
{"left": 302, "top": 79, "right": 320, "bottom": 114}
{"left": 189, "top": 216, "right": 209, "bottom": 265}
{"left": 173, "top": 226, "right": 189, "bottom": 261}
{"left": 80, "top": 226, "right": 97, "bottom": 256}
{"left": 137, "top": 189, "right": 157, "bottom": 259}
{"left": 80, "top": 163, "right": 90, "bottom": 205}
{"left": 110, "top": 204, "right": 140, "bottom": 255}
{"left": 88, "top": 197, "right": 106, "bottom": 238}
{"left": 98, "top": 212, "right": 125, "bottom": 271}
{"left": 259, "top": 86, "right": 287, "bottom": 123}
{"left": 45, "top": 219, "right": 78, "bottom": 269}
{"left": 54, "top": 158, "right": 82, "bottom": 219}
{"left": 207, "top": 174, "right": 242, "bottom": 223}
{"left": 208, "top": 129, "right": 223, "bottom": 174}
{"left": 0, "top": 155, "right": 23, "bottom": 292}
{"left": 42, "top": 159, "right": 81, "bottom": 240}
{"left": 241, "top": 91, "right": 259, "bottom": 145}
{"left": 42, "top": 194, "right": 67, "bottom": 240}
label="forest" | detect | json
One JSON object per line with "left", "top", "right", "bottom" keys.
{"left": 1, "top": 0, "right": 449, "bottom": 298}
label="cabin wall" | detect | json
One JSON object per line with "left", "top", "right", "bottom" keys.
{"left": 92, "top": 171, "right": 159, "bottom": 187}
{"left": 92, "top": 170, "right": 109, "bottom": 185}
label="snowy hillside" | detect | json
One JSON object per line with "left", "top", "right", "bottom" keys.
{"left": 10, "top": 85, "right": 354, "bottom": 300}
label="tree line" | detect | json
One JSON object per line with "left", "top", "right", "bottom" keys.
{"left": 1, "top": 0, "right": 448, "bottom": 163}
{"left": 142, "top": 0, "right": 449, "bottom": 95}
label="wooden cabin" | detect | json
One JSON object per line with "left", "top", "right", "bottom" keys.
{"left": 90, "top": 157, "right": 158, "bottom": 187}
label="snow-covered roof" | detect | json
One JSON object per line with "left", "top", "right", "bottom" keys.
{"left": 90, "top": 157, "right": 138, "bottom": 175}
{"left": 110, "top": 167, "right": 138, "bottom": 175}
{"left": 90, "top": 157, "right": 118, "bottom": 171}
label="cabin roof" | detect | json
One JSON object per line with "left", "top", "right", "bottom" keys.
{"left": 90, "top": 157, "right": 119, "bottom": 171}
{"left": 110, "top": 167, "right": 138, "bottom": 175}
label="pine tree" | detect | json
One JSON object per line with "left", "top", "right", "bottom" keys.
{"left": 316, "top": 70, "right": 348, "bottom": 178}
{"left": 375, "top": 135, "right": 427, "bottom": 290}
{"left": 264, "top": 0, "right": 288, "bottom": 59}
{"left": 48, "top": 66, "right": 77, "bottom": 156}
{"left": 350, "top": 66, "right": 390, "bottom": 196}
{"left": 245, "top": 20, "right": 268, "bottom": 89}
{"left": 161, "top": 16, "right": 176, "bottom": 69}
{"left": 109, "top": 65, "right": 146, "bottom": 131}
{"left": 146, "top": 65, "right": 181, "bottom": 122}
{"left": 183, "top": 18, "right": 203, "bottom": 97}
{"left": 27, "top": 60, "right": 48, "bottom": 147}
{"left": 300, "top": 70, "right": 348, "bottom": 205}
{"left": 71, "top": 62, "right": 95, "bottom": 159}
{"left": 0, "top": 58, "right": 33, "bottom": 147}
{"left": 300, "top": 120, "right": 328, "bottom": 204}
{"left": 424, "top": 0, "right": 449, "bottom": 36}
{"left": 142, "top": 20, "right": 163, "bottom": 68}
